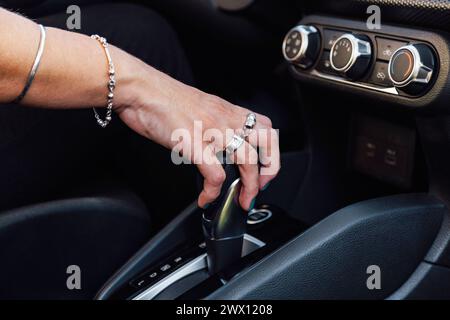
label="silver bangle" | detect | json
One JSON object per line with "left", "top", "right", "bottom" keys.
{"left": 91, "top": 34, "right": 116, "bottom": 128}
{"left": 13, "top": 24, "right": 47, "bottom": 103}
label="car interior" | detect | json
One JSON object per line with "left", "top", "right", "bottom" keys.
{"left": 1, "top": 0, "right": 450, "bottom": 300}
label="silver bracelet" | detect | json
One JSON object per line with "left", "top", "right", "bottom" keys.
{"left": 91, "top": 34, "right": 116, "bottom": 128}
{"left": 13, "top": 24, "right": 47, "bottom": 103}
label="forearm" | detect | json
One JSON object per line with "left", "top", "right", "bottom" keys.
{"left": 0, "top": 8, "right": 146, "bottom": 109}
{"left": 0, "top": 8, "right": 280, "bottom": 210}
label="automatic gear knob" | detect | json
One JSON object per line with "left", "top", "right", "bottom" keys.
{"left": 202, "top": 164, "right": 247, "bottom": 275}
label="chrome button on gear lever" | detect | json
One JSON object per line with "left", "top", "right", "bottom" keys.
{"left": 330, "top": 34, "right": 372, "bottom": 80}
{"left": 282, "top": 25, "right": 321, "bottom": 69}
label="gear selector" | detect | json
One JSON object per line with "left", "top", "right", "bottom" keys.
{"left": 202, "top": 164, "right": 247, "bottom": 275}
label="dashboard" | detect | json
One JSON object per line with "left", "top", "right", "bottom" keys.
{"left": 282, "top": 15, "right": 450, "bottom": 110}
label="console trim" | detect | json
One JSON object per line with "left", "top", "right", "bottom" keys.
{"left": 309, "top": 69, "right": 399, "bottom": 95}
{"left": 132, "top": 234, "right": 265, "bottom": 300}
{"left": 133, "top": 254, "right": 207, "bottom": 300}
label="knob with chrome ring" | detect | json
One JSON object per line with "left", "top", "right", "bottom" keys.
{"left": 330, "top": 33, "right": 372, "bottom": 80}
{"left": 282, "top": 25, "right": 321, "bottom": 69}
{"left": 388, "top": 44, "right": 435, "bottom": 95}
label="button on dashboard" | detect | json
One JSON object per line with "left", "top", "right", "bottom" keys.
{"left": 376, "top": 37, "right": 408, "bottom": 61}
{"left": 369, "top": 62, "right": 392, "bottom": 87}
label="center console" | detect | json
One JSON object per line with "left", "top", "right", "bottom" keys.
{"left": 96, "top": 202, "right": 306, "bottom": 300}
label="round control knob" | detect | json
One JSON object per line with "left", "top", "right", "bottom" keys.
{"left": 330, "top": 34, "right": 372, "bottom": 79}
{"left": 388, "top": 44, "right": 435, "bottom": 94}
{"left": 282, "top": 25, "right": 320, "bottom": 69}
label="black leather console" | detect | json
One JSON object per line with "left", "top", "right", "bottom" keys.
{"left": 206, "top": 193, "right": 447, "bottom": 299}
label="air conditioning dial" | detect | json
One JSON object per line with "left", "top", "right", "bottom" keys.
{"left": 282, "top": 25, "right": 320, "bottom": 69}
{"left": 388, "top": 44, "right": 435, "bottom": 94}
{"left": 330, "top": 34, "right": 372, "bottom": 79}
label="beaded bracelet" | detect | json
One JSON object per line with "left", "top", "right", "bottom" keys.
{"left": 91, "top": 35, "right": 116, "bottom": 128}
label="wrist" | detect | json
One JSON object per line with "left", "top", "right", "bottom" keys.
{"left": 110, "top": 46, "right": 149, "bottom": 111}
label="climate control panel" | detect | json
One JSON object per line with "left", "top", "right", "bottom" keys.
{"left": 282, "top": 16, "right": 442, "bottom": 100}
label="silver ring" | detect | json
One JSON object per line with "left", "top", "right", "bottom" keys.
{"left": 225, "top": 134, "right": 245, "bottom": 154}
{"left": 242, "top": 113, "right": 257, "bottom": 138}
{"left": 225, "top": 113, "right": 256, "bottom": 153}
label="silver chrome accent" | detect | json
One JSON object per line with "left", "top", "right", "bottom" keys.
{"left": 309, "top": 69, "right": 399, "bottom": 95}
{"left": 133, "top": 254, "right": 207, "bottom": 300}
{"left": 247, "top": 208, "right": 273, "bottom": 225}
{"left": 242, "top": 233, "right": 266, "bottom": 249}
{"left": 330, "top": 34, "right": 371, "bottom": 73}
{"left": 388, "top": 45, "right": 433, "bottom": 88}
{"left": 282, "top": 25, "right": 318, "bottom": 68}
{"left": 132, "top": 234, "right": 265, "bottom": 300}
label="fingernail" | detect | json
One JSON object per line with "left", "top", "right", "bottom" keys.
{"left": 262, "top": 182, "right": 271, "bottom": 191}
{"left": 249, "top": 198, "right": 256, "bottom": 211}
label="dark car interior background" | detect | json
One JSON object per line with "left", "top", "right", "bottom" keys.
{"left": 0, "top": 0, "right": 450, "bottom": 300}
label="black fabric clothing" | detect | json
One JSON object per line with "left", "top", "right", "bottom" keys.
{"left": 0, "top": 3, "right": 197, "bottom": 225}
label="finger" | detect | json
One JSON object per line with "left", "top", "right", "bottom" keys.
{"left": 257, "top": 128, "right": 280, "bottom": 190}
{"left": 245, "top": 117, "right": 280, "bottom": 189}
{"left": 197, "top": 145, "right": 226, "bottom": 208}
{"left": 234, "top": 141, "right": 259, "bottom": 210}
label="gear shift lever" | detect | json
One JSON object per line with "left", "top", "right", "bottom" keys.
{"left": 202, "top": 164, "right": 247, "bottom": 275}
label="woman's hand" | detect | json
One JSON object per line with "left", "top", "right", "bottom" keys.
{"left": 115, "top": 59, "right": 280, "bottom": 210}
{"left": 0, "top": 5, "right": 280, "bottom": 210}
